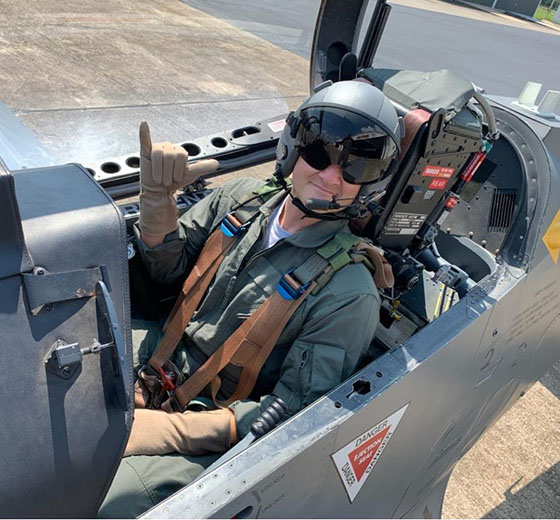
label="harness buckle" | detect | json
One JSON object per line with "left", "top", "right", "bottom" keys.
{"left": 278, "top": 270, "right": 310, "bottom": 300}
{"left": 156, "top": 365, "right": 176, "bottom": 394}
{"left": 220, "top": 214, "right": 247, "bottom": 237}
{"left": 137, "top": 362, "right": 182, "bottom": 410}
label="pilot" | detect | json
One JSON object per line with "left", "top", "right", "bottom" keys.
{"left": 99, "top": 80, "right": 402, "bottom": 518}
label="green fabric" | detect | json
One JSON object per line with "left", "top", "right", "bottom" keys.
{"left": 98, "top": 452, "right": 221, "bottom": 518}
{"left": 133, "top": 177, "right": 380, "bottom": 428}
{"left": 105, "top": 178, "right": 381, "bottom": 518}
{"left": 308, "top": 232, "right": 362, "bottom": 295}
{"left": 316, "top": 232, "right": 359, "bottom": 260}
{"left": 361, "top": 68, "right": 476, "bottom": 120}
{"left": 100, "top": 321, "right": 221, "bottom": 518}
{"left": 316, "top": 232, "right": 360, "bottom": 272}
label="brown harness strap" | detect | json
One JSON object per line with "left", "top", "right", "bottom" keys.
{"left": 173, "top": 282, "right": 316, "bottom": 409}
{"left": 148, "top": 225, "right": 236, "bottom": 371}
{"left": 144, "top": 203, "right": 395, "bottom": 411}
{"left": 354, "top": 242, "right": 395, "bottom": 289}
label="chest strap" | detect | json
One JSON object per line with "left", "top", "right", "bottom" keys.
{"left": 148, "top": 214, "right": 242, "bottom": 376}
{"left": 147, "top": 180, "right": 285, "bottom": 395}
{"left": 165, "top": 235, "right": 394, "bottom": 411}
{"left": 173, "top": 280, "right": 316, "bottom": 409}
{"left": 148, "top": 225, "right": 393, "bottom": 411}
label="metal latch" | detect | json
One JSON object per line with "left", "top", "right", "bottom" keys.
{"left": 52, "top": 339, "right": 115, "bottom": 369}
{"left": 43, "top": 281, "right": 129, "bottom": 410}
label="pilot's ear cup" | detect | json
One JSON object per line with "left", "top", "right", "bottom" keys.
{"left": 280, "top": 147, "right": 300, "bottom": 178}
{"left": 276, "top": 115, "right": 300, "bottom": 178}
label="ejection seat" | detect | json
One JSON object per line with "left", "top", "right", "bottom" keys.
{"left": 354, "top": 69, "right": 485, "bottom": 253}
{"left": 349, "top": 69, "right": 500, "bottom": 335}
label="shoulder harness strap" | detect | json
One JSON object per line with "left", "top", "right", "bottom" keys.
{"left": 168, "top": 232, "right": 394, "bottom": 410}
{"left": 307, "top": 233, "right": 395, "bottom": 295}
{"left": 146, "top": 211, "right": 393, "bottom": 411}
{"left": 143, "top": 179, "right": 287, "bottom": 399}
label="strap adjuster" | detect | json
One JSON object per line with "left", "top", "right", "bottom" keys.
{"left": 278, "top": 270, "right": 310, "bottom": 300}
{"left": 220, "top": 213, "right": 247, "bottom": 237}
{"left": 156, "top": 366, "right": 176, "bottom": 393}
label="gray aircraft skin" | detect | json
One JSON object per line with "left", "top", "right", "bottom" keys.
{"left": 1, "top": 0, "right": 559, "bottom": 518}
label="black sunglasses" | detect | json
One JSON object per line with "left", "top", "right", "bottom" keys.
{"left": 298, "top": 140, "right": 394, "bottom": 185}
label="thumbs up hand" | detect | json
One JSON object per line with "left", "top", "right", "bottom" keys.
{"left": 138, "top": 122, "right": 219, "bottom": 239}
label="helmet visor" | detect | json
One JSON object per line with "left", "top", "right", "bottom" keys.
{"left": 295, "top": 106, "right": 399, "bottom": 184}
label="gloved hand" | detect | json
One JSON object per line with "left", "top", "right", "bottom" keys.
{"left": 124, "top": 408, "right": 238, "bottom": 456}
{"left": 138, "top": 121, "right": 219, "bottom": 238}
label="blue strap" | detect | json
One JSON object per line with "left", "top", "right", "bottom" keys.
{"left": 277, "top": 270, "right": 311, "bottom": 301}
{"left": 220, "top": 213, "right": 248, "bottom": 237}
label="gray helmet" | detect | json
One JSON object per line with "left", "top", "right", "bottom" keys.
{"left": 275, "top": 80, "right": 402, "bottom": 216}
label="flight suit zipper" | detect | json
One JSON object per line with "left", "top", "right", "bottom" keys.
{"left": 240, "top": 238, "right": 286, "bottom": 275}
{"left": 221, "top": 239, "right": 286, "bottom": 317}
{"left": 297, "top": 349, "right": 310, "bottom": 400}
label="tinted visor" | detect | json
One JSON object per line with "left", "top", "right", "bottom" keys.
{"left": 295, "top": 106, "right": 399, "bottom": 184}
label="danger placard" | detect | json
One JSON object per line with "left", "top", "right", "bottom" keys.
{"left": 331, "top": 404, "right": 409, "bottom": 503}
{"left": 421, "top": 165, "right": 454, "bottom": 178}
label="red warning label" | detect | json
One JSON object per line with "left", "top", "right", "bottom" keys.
{"left": 422, "top": 165, "right": 454, "bottom": 179}
{"left": 348, "top": 425, "right": 390, "bottom": 481}
{"left": 428, "top": 178, "right": 448, "bottom": 190}
{"left": 331, "top": 404, "right": 409, "bottom": 503}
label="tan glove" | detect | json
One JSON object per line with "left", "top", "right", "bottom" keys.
{"left": 138, "top": 121, "right": 219, "bottom": 238}
{"left": 124, "top": 408, "right": 237, "bottom": 457}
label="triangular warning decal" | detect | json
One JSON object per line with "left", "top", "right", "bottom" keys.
{"left": 348, "top": 425, "right": 390, "bottom": 481}
{"left": 331, "top": 404, "right": 408, "bottom": 503}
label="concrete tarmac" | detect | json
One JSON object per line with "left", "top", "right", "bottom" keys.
{"left": 0, "top": 0, "right": 558, "bottom": 517}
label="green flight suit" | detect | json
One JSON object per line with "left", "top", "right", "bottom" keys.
{"left": 98, "top": 178, "right": 380, "bottom": 518}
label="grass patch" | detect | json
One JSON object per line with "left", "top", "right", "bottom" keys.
{"left": 534, "top": 5, "right": 558, "bottom": 20}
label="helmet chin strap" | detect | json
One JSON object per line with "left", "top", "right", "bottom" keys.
{"left": 273, "top": 165, "right": 349, "bottom": 221}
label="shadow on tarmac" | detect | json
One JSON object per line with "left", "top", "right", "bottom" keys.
{"left": 485, "top": 461, "right": 560, "bottom": 518}
{"left": 541, "top": 362, "right": 560, "bottom": 400}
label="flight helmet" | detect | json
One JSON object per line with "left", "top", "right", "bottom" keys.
{"left": 275, "top": 79, "right": 402, "bottom": 218}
